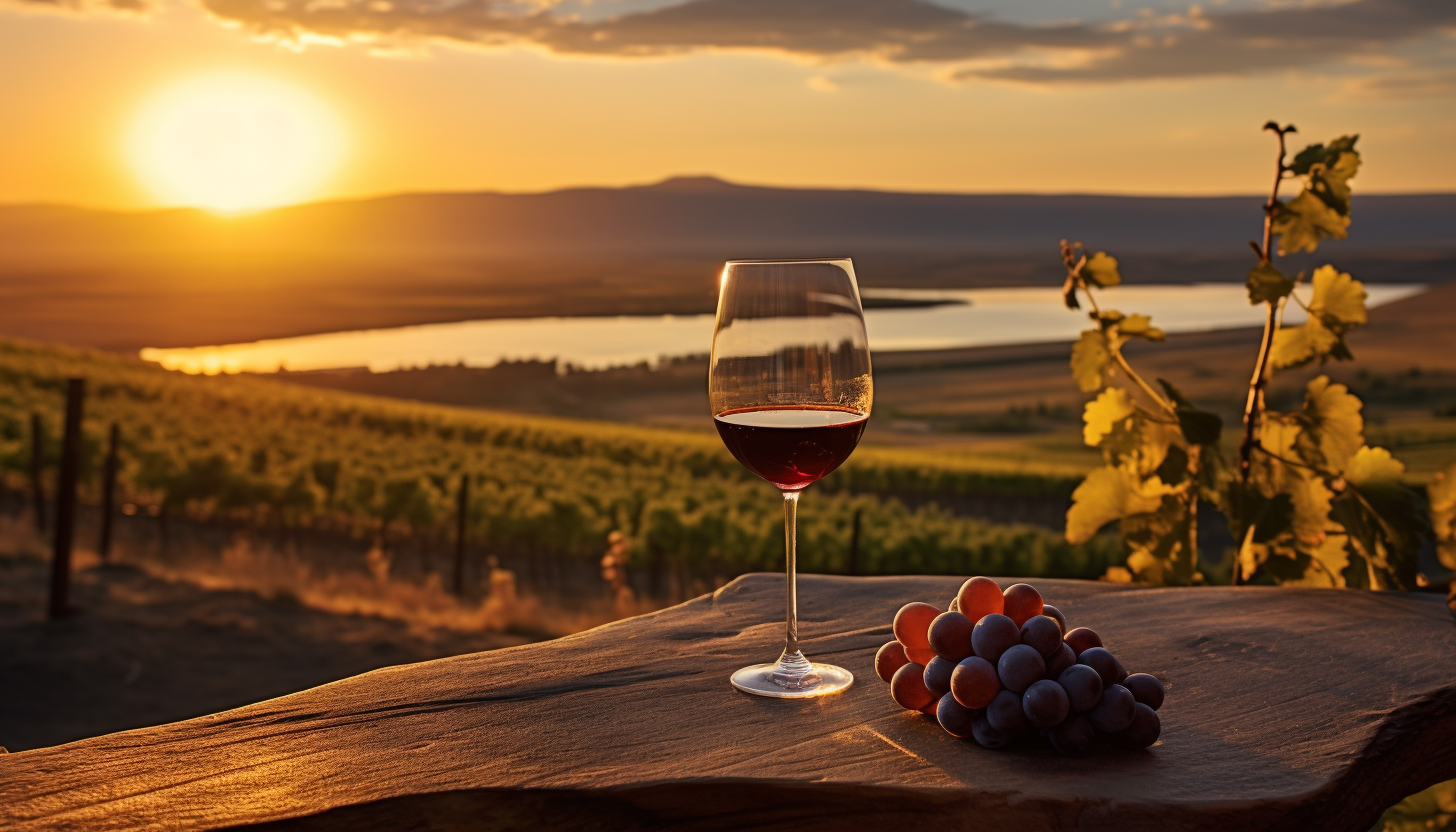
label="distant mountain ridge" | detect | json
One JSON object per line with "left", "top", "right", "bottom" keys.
{"left": 1, "top": 177, "right": 1452, "bottom": 352}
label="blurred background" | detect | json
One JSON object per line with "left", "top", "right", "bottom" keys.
{"left": 1, "top": 2, "right": 1454, "bottom": 819}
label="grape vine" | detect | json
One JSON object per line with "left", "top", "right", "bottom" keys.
{"left": 1060, "top": 123, "right": 1426, "bottom": 589}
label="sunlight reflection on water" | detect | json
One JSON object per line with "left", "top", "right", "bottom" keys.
{"left": 140, "top": 283, "right": 1426, "bottom": 375}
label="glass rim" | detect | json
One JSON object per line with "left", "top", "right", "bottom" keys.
{"left": 723, "top": 257, "right": 852, "bottom": 266}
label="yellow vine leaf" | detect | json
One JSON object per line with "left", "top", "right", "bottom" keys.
{"left": 1083, "top": 388, "right": 1136, "bottom": 447}
{"left": 1070, "top": 329, "right": 1113, "bottom": 393}
{"left": 1273, "top": 190, "right": 1349, "bottom": 254}
{"left": 1309, "top": 265, "right": 1368, "bottom": 329}
{"left": 1294, "top": 375, "right": 1364, "bottom": 474}
{"left": 1429, "top": 463, "right": 1456, "bottom": 572}
{"left": 1065, "top": 465, "right": 1171, "bottom": 544}
{"left": 1083, "top": 252, "right": 1121, "bottom": 288}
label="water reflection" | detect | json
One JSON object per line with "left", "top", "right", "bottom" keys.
{"left": 140, "top": 283, "right": 1425, "bottom": 376}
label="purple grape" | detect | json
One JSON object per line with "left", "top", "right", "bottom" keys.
{"left": 1049, "top": 714, "right": 1095, "bottom": 755}
{"left": 997, "top": 644, "right": 1046, "bottom": 693}
{"left": 929, "top": 611, "right": 975, "bottom": 662}
{"left": 1078, "top": 647, "right": 1121, "bottom": 688}
{"left": 971, "top": 613, "right": 1020, "bottom": 665}
{"left": 1123, "top": 673, "right": 1165, "bottom": 711}
{"left": 924, "top": 656, "right": 956, "bottom": 698}
{"left": 1057, "top": 663, "right": 1104, "bottom": 713}
{"left": 1045, "top": 642, "right": 1076, "bottom": 679}
{"left": 1090, "top": 684, "right": 1137, "bottom": 733}
{"left": 1041, "top": 604, "right": 1068, "bottom": 636}
{"left": 1019, "top": 615, "right": 1063, "bottom": 658}
{"left": 950, "top": 656, "right": 1000, "bottom": 709}
{"left": 971, "top": 709, "right": 1013, "bottom": 749}
{"left": 986, "top": 688, "right": 1030, "bottom": 736}
{"left": 936, "top": 693, "right": 978, "bottom": 739}
{"left": 1022, "top": 679, "right": 1070, "bottom": 729}
{"left": 1115, "top": 702, "right": 1162, "bottom": 749}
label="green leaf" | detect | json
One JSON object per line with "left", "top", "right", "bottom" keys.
{"left": 1332, "top": 446, "right": 1421, "bottom": 590}
{"left": 1247, "top": 263, "right": 1295, "bottom": 305}
{"left": 1083, "top": 388, "right": 1136, "bottom": 447}
{"left": 1083, "top": 252, "right": 1121, "bottom": 288}
{"left": 1292, "top": 375, "right": 1364, "bottom": 474}
{"left": 1287, "top": 135, "right": 1359, "bottom": 176}
{"left": 1118, "top": 314, "right": 1165, "bottom": 341}
{"left": 1428, "top": 462, "right": 1456, "bottom": 572}
{"left": 1070, "top": 330, "right": 1114, "bottom": 393}
{"left": 1273, "top": 190, "right": 1350, "bottom": 255}
{"left": 1065, "top": 465, "right": 1170, "bottom": 544}
{"left": 1310, "top": 150, "right": 1360, "bottom": 215}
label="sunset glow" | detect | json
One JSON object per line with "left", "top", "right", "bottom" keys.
{"left": 125, "top": 73, "right": 346, "bottom": 213}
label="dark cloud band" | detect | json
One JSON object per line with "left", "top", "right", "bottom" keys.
{"left": 10, "top": 0, "right": 1456, "bottom": 83}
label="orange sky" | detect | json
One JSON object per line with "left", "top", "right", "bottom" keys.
{"left": 2, "top": 0, "right": 1454, "bottom": 210}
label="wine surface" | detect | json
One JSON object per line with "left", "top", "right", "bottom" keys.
{"left": 714, "top": 406, "right": 868, "bottom": 491}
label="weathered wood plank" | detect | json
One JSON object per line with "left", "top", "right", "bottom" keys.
{"left": 3, "top": 575, "right": 1454, "bottom": 832}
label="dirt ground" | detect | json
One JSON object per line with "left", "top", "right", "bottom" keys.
{"left": 0, "top": 554, "right": 534, "bottom": 752}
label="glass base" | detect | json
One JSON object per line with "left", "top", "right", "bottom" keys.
{"left": 730, "top": 650, "right": 854, "bottom": 699}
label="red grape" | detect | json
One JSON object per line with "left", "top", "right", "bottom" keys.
{"left": 971, "top": 613, "right": 1019, "bottom": 665}
{"left": 1115, "top": 702, "right": 1162, "bottom": 749}
{"left": 997, "top": 644, "right": 1046, "bottom": 694}
{"left": 874, "top": 641, "right": 909, "bottom": 684}
{"left": 906, "top": 645, "right": 937, "bottom": 665}
{"left": 1064, "top": 627, "right": 1103, "bottom": 655}
{"left": 971, "top": 710, "right": 1013, "bottom": 749}
{"left": 986, "top": 689, "right": 1030, "bottom": 736}
{"left": 1041, "top": 604, "right": 1068, "bottom": 636}
{"left": 891, "top": 662, "right": 936, "bottom": 711}
{"left": 1045, "top": 642, "right": 1076, "bottom": 679}
{"left": 1057, "top": 664, "right": 1104, "bottom": 713}
{"left": 936, "top": 693, "right": 978, "bottom": 738}
{"left": 1078, "top": 647, "right": 1121, "bottom": 689}
{"left": 1049, "top": 714, "right": 1095, "bottom": 755}
{"left": 929, "top": 611, "right": 975, "bottom": 662}
{"left": 1123, "top": 673, "right": 1165, "bottom": 711}
{"left": 1090, "top": 684, "right": 1136, "bottom": 733}
{"left": 1019, "top": 615, "right": 1063, "bottom": 657}
{"left": 956, "top": 576, "right": 1004, "bottom": 621}
{"left": 924, "top": 656, "right": 956, "bottom": 698}
{"left": 1021, "top": 679, "right": 1070, "bottom": 729}
{"left": 950, "top": 656, "right": 1000, "bottom": 709}
{"left": 1002, "top": 583, "right": 1044, "bottom": 626}
{"left": 893, "top": 602, "right": 939, "bottom": 651}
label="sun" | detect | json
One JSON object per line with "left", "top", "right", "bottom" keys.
{"left": 126, "top": 73, "right": 346, "bottom": 214}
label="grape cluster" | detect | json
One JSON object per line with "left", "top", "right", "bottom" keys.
{"left": 874, "top": 577, "right": 1164, "bottom": 753}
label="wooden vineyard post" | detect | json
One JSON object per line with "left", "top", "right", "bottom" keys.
{"left": 48, "top": 379, "right": 85, "bottom": 620}
{"left": 453, "top": 473, "right": 469, "bottom": 596}
{"left": 846, "top": 508, "right": 861, "bottom": 576}
{"left": 99, "top": 423, "right": 119, "bottom": 563}
{"left": 29, "top": 413, "right": 47, "bottom": 533}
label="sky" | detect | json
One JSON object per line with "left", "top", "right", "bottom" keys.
{"left": 2, "top": 0, "right": 1454, "bottom": 210}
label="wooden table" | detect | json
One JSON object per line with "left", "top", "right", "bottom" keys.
{"left": 3, "top": 575, "right": 1454, "bottom": 831}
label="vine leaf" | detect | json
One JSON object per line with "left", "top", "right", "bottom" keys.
{"left": 1065, "top": 465, "right": 1170, "bottom": 544}
{"left": 1071, "top": 330, "right": 1114, "bottom": 393}
{"left": 1247, "top": 263, "right": 1295, "bottom": 305}
{"left": 1083, "top": 252, "right": 1121, "bottom": 288}
{"left": 1119, "top": 314, "right": 1165, "bottom": 341}
{"left": 1157, "top": 379, "right": 1222, "bottom": 446}
{"left": 1270, "top": 266, "right": 1367, "bottom": 369}
{"left": 1292, "top": 375, "right": 1364, "bottom": 473}
{"left": 1273, "top": 190, "right": 1349, "bottom": 255}
{"left": 1334, "top": 446, "right": 1422, "bottom": 590}
{"left": 1428, "top": 462, "right": 1456, "bottom": 573}
{"left": 1083, "top": 388, "right": 1136, "bottom": 447}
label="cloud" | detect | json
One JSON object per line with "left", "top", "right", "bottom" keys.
{"left": 9, "top": 0, "right": 1455, "bottom": 85}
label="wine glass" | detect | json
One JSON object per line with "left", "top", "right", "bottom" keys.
{"left": 709, "top": 258, "right": 873, "bottom": 698}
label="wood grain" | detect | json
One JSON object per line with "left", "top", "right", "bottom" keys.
{"left": 3, "top": 575, "right": 1454, "bottom": 831}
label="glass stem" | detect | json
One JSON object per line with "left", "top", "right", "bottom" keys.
{"left": 780, "top": 490, "right": 806, "bottom": 668}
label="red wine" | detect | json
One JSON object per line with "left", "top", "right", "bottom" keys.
{"left": 714, "top": 406, "right": 868, "bottom": 491}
